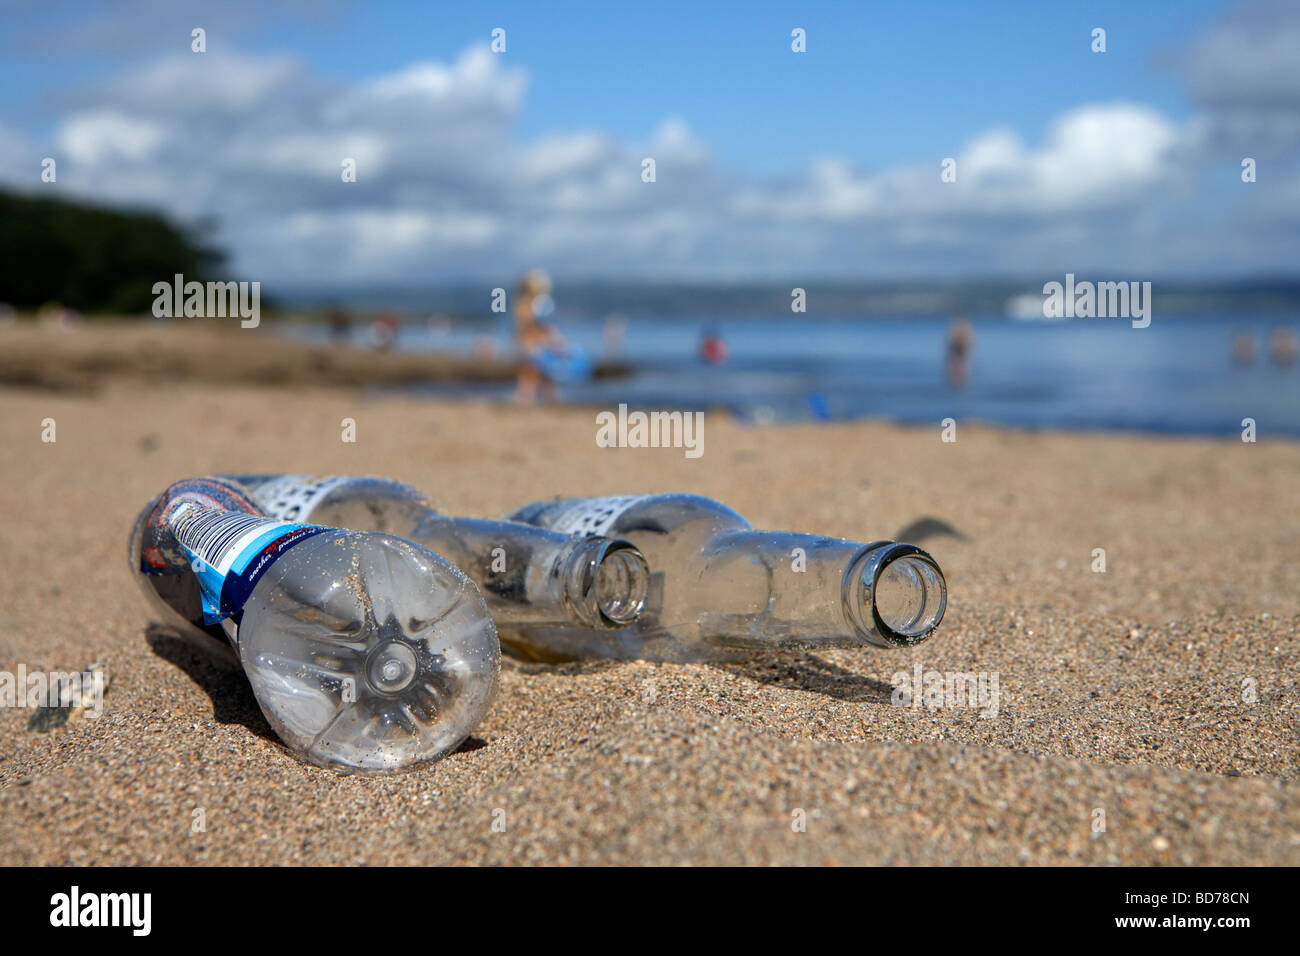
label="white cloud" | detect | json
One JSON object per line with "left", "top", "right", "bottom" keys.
{"left": 57, "top": 110, "right": 168, "bottom": 164}
{"left": 731, "top": 104, "right": 1178, "bottom": 223}
{"left": 107, "top": 52, "right": 305, "bottom": 113}
{"left": 21, "top": 15, "right": 1299, "bottom": 284}
{"left": 1165, "top": 0, "right": 1300, "bottom": 158}
{"left": 230, "top": 131, "right": 389, "bottom": 178}
{"left": 517, "top": 132, "right": 611, "bottom": 182}
{"left": 361, "top": 47, "right": 527, "bottom": 113}
{"left": 1177, "top": 0, "right": 1300, "bottom": 110}
{"left": 1003, "top": 104, "right": 1178, "bottom": 210}
{"left": 647, "top": 118, "right": 712, "bottom": 166}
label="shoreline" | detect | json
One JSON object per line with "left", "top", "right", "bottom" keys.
{"left": 0, "top": 319, "right": 630, "bottom": 393}
{"left": 6, "top": 319, "right": 1297, "bottom": 442}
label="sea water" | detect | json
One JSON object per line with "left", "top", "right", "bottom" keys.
{"left": 287, "top": 313, "right": 1300, "bottom": 436}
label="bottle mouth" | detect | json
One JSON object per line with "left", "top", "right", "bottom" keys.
{"left": 564, "top": 539, "right": 650, "bottom": 628}
{"left": 845, "top": 543, "right": 947, "bottom": 647}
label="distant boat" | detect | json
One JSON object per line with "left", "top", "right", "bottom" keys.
{"left": 1004, "top": 293, "right": 1064, "bottom": 321}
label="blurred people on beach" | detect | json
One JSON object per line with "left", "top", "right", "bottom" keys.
{"left": 699, "top": 324, "right": 729, "bottom": 365}
{"left": 1270, "top": 326, "right": 1297, "bottom": 367}
{"left": 38, "top": 303, "right": 83, "bottom": 333}
{"left": 602, "top": 313, "right": 627, "bottom": 357}
{"left": 328, "top": 307, "right": 352, "bottom": 345}
{"left": 1231, "top": 329, "right": 1258, "bottom": 366}
{"left": 427, "top": 313, "right": 452, "bottom": 346}
{"left": 371, "top": 312, "right": 399, "bottom": 350}
{"left": 514, "top": 269, "right": 564, "bottom": 404}
{"left": 946, "top": 317, "right": 973, "bottom": 387}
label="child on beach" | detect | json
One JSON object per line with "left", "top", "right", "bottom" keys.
{"left": 513, "top": 269, "right": 591, "bottom": 404}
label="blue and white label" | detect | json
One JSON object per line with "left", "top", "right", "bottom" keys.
{"left": 508, "top": 495, "right": 649, "bottom": 538}
{"left": 223, "top": 474, "right": 352, "bottom": 523}
{"left": 168, "top": 501, "right": 328, "bottom": 625}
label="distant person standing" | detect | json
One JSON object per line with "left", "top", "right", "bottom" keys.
{"left": 602, "top": 313, "right": 627, "bottom": 357}
{"left": 371, "top": 312, "right": 399, "bottom": 350}
{"left": 1270, "top": 326, "right": 1297, "bottom": 367}
{"left": 328, "top": 307, "right": 352, "bottom": 345}
{"left": 699, "top": 324, "right": 728, "bottom": 365}
{"left": 514, "top": 270, "right": 562, "bottom": 404}
{"left": 512, "top": 270, "right": 593, "bottom": 404}
{"left": 1232, "top": 329, "right": 1258, "bottom": 366}
{"left": 946, "top": 317, "right": 974, "bottom": 387}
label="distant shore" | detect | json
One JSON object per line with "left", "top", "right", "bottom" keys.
{"left": 0, "top": 318, "right": 629, "bottom": 392}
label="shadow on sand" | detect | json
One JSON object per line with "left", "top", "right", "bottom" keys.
{"left": 145, "top": 622, "right": 279, "bottom": 742}
{"left": 714, "top": 651, "right": 895, "bottom": 703}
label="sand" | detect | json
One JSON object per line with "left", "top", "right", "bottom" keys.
{"left": 1, "top": 351, "right": 1298, "bottom": 864}
{"left": 0, "top": 320, "right": 629, "bottom": 392}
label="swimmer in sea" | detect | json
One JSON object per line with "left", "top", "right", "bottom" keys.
{"left": 946, "top": 317, "right": 973, "bottom": 387}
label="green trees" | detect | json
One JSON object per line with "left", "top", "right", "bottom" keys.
{"left": 0, "top": 189, "right": 223, "bottom": 314}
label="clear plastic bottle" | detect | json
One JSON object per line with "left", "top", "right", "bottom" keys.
{"left": 504, "top": 494, "right": 948, "bottom": 661}
{"left": 220, "top": 474, "right": 650, "bottom": 661}
{"left": 130, "top": 479, "right": 499, "bottom": 773}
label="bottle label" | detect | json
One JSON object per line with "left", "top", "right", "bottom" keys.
{"left": 168, "top": 502, "right": 328, "bottom": 625}
{"left": 508, "top": 495, "right": 650, "bottom": 537}
{"left": 228, "top": 474, "right": 353, "bottom": 522}
{"left": 138, "top": 477, "right": 264, "bottom": 578}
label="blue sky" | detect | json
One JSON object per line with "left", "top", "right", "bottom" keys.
{"left": 1, "top": 0, "right": 1297, "bottom": 284}
{"left": 256, "top": 0, "right": 1224, "bottom": 171}
{"left": 0, "top": 0, "right": 1228, "bottom": 167}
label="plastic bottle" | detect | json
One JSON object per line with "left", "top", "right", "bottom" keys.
{"left": 503, "top": 493, "right": 948, "bottom": 660}
{"left": 130, "top": 478, "right": 499, "bottom": 772}
{"left": 219, "top": 474, "right": 650, "bottom": 662}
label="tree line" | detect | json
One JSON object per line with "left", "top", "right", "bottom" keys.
{"left": 0, "top": 188, "right": 224, "bottom": 314}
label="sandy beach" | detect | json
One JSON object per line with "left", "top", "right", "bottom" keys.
{"left": 1, "top": 337, "right": 1298, "bottom": 865}
{"left": 0, "top": 321, "right": 630, "bottom": 392}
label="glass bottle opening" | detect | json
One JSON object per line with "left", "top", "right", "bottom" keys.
{"left": 594, "top": 547, "right": 650, "bottom": 625}
{"left": 566, "top": 539, "right": 650, "bottom": 628}
{"left": 846, "top": 543, "right": 947, "bottom": 647}
{"left": 873, "top": 555, "right": 945, "bottom": 639}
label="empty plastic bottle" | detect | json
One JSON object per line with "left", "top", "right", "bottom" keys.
{"left": 219, "top": 474, "right": 650, "bottom": 661}
{"left": 130, "top": 478, "right": 499, "bottom": 772}
{"left": 504, "top": 494, "right": 948, "bottom": 661}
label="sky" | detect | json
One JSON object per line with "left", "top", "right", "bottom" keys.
{"left": 1, "top": 0, "right": 1298, "bottom": 287}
